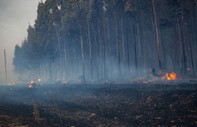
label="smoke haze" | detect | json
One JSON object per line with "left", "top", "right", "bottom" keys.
{"left": 0, "top": 0, "right": 46, "bottom": 85}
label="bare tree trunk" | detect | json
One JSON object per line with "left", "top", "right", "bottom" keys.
{"left": 87, "top": 20, "right": 93, "bottom": 78}
{"left": 179, "top": 10, "right": 188, "bottom": 74}
{"left": 141, "top": 14, "right": 146, "bottom": 72}
{"left": 91, "top": 24, "right": 99, "bottom": 80}
{"left": 187, "top": 25, "right": 195, "bottom": 75}
{"left": 44, "top": 64, "right": 47, "bottom": 80}
{"left": 107, "top": 18, "right": 112, "bottom": 77}
{"left": 85, "top": 0, "right": 93, "bottom": 79}
{"left": 136, "top": 23, "right": 142, "bottom": 73}
{"left": 113, "top": 0, "right": 121, "bottom": 76}
{"left": 64, "top": 44, "right": 67, "bottom": 80}
{"left": 54, "top": 26, "right": 61, "bottom": 56}
{"left": 4, "top": 49, "right": 8, "bottom": 84}
{"left": 152, "top": 0, "right": 162, "bottom": 70}
{"left": 102, "top": 20, "right": 107, "bottom": 79}
{"left": 177, "top": 20, "right": 183, "bottom": 73}
{"left": 98, "top": 22, "right": 102, "bottom": 80}
{"left": 49, "top": 61, "right": 52, "bottom": 81}
{"left": 80, "top": 27, "right": 85, "bottom": 81}
{"left": 54, "top": 25, "right": 62, "bottom": 79}
{"left": 173, "top": 24, "right": 181, "bottom": 72}
{"left": 132, "top": 26, "right": 138, "bottom": 74}
{"left": 115, "top": 12, "right": 121, "bottom": 75}
{"left": 126, "top": 20, "right": 131, "bottom": 74}
{"left": 121, "top": 17, "right": 126, "bottom": 63}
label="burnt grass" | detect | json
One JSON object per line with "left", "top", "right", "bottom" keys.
{"left": 0, "top": 83, "right": 197, "bottom": 127}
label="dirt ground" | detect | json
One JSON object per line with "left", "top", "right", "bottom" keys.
{"left": 0, "top": 83, "right": 197, "bottom": 127}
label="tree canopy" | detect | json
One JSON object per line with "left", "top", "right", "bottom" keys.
{"left": 13, "top": 0, "right": 197, "bottom": 82}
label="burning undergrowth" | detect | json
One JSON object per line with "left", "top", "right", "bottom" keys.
{"left": 133, "top": 68, "right": 196, "bottom": 85}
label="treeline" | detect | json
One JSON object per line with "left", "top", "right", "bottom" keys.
{"left": 13, "top": 0, "right": 197, "bottom": 82}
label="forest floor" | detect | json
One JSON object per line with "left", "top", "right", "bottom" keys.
{"left": 0, "top": 82, "right": 197, "bottom": 127}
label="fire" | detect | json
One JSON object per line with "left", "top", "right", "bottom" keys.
{"left": 29, "top": 85, "right": 33, "bottom": 88}
{"left": 31, "top": 80, "right": 35, "bottom": 84}
{"left": 139, "top": 71, "right": 177, "bottom": 84}
{"left": 165, "top": 72, "right": 176, "bottom": 80}
{"left": 38, "top": 78, "right": 41, "bottom": 82}
{"left": 143, "top": 81, "right": 149, "bottom": 84}
{"left": 8, "top": 82, "right": 16, "bottom": 86}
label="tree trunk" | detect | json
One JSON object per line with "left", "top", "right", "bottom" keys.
{"left": 152, "top": 0, "right": 162, "bottom": 70}
{"left": 132, "top": 26, "right": 138, "bottom": 74}
{"left": 113, "top": 0, "right": 121, "bottom": 76}
{"left": 4, "top": 49, "right": 8, "bottom": 84}
{"left": 87, "top": 19, "right": 93, "bottom": 78}
{"left": 64, "top": 44, "right": 67, "bottom": 80}
{"left": 136, "top": 23, "right": 141, "bottom": 73}
{"left": 80, "top": 27, "right": 85, "bottom": 81}
{"left": 91, "top": 23, "right": 99, "bottom": 80}
{"left": 121, "top": 17, "right": 126, "bottom": 63}
{"left": 114, "top": 11, "right": 121, "bottom": 75}
{"left": 126, "top": 20, "right": 131, "bottom": 74}
{"left": 179, "top": 10, "right": 188, "bottom": 74}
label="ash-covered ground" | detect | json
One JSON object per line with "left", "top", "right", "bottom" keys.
{"left": 0, "top": 83, "right": 197, "bottom": 127}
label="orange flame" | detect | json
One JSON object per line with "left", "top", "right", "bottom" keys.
{"left": 38, "top": 78, "right": 41, "bottom": 82}
{"left": 29, "top": 85, "right": 33, "bottom": 88}
{"left": 170, "top": 73, "right": 176, "bottom": 80}
{"left": 8, "top": 82, "right": 16, "bottom": 86}
{"left": 31, "top": 80, "right": 35, "bottom": 84}
{"left": 166, "top": 72, "right": 176, "bottom": 80}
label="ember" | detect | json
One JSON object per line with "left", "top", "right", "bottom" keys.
{"left": 31, "top": 80, "right": 35, "bottom": 84}
{"left": 28, "top": 85, "right": 33, "bottom": 88}
{"left": 37, "top": 78, "right": 41, "bottom": 82}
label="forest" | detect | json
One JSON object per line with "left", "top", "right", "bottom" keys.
{"left": 13, "top": 0, "right": 197, "bottom": 83}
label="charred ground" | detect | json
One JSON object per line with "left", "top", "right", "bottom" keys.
{"left": 0, "top": 83, "right": 197, "bottom": 127}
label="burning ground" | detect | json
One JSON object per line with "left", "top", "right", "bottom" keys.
{"left": 0, "top": 83, "right": 197, "bottom": 127}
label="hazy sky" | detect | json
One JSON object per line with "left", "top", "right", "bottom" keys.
{"left": 0, "top": 0, "right": 46, "bottom": 85}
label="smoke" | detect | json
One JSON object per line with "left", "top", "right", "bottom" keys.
{"left": 0, "top": 0, "right": 45, "bottom": 85}
{"left": 14, "top": 53, "right": 151, "bottom": 85}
